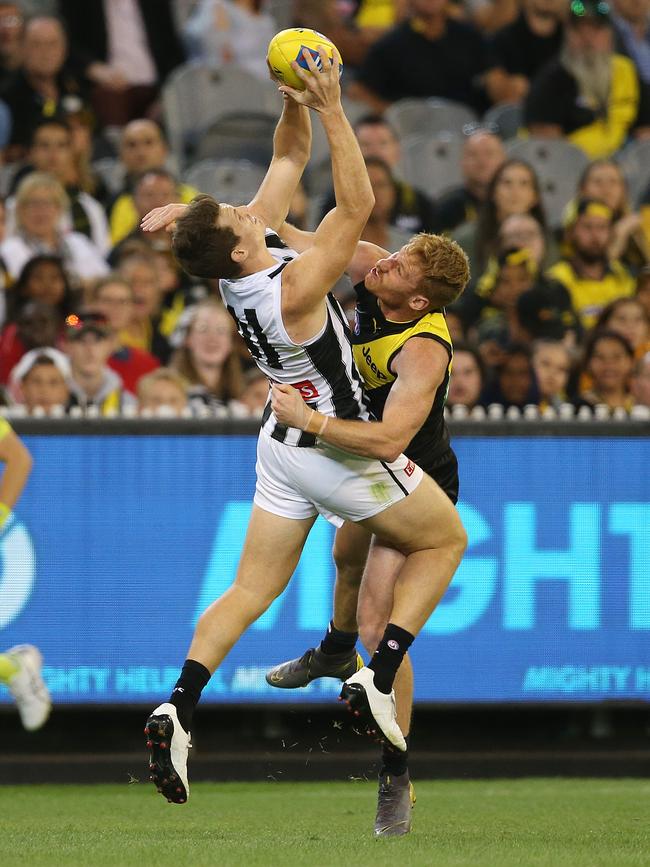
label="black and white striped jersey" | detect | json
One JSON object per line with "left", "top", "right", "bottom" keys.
{"left": 219, "top": 230, "right": 369, "bottom": 447}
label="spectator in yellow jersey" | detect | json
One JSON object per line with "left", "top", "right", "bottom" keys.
{"left": 547, "top": 199, "right": 635, "bottom": 329}
{"left": 525, "top": 0, "right": 640, "bottom": 158}
{"left": 0, "top": 419, "right": 51, "bottom": 731}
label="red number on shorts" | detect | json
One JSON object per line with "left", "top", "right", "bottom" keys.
{"left": 293, "top": 380, "right": 320, "bottom": 400}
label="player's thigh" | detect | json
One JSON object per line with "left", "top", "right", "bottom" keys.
{"left": 332, "top": 521, "right": 372, "bottom": 574}
{"left": 357, "top": 541, "right": 405, "bottom": 639}
{"left": 234, "top": 505, "right": 316, "bottom": 601}
{"left": 361, "top": 471, "right": 466, "bottom": 555}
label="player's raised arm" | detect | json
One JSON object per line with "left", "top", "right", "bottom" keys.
{"left": 280, "top": 48, "right": 374, "bottom": 318}
{"left": 248, "top": 97, "right": 312, "bottom": 231}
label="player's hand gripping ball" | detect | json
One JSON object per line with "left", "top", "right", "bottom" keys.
{"left": 267, "top": 28, "right": 342, "bottom": 91}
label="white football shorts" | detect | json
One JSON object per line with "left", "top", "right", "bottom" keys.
{"left": 254, "top": 428, "right": 424, "bottom": 527}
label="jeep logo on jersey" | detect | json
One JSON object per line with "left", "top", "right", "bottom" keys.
{"left": 362, "top": 346, "right": 388, "bottom": 380}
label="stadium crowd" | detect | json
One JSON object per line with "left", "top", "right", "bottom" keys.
{"left": 0, "top": 0, "right": 647, "bottom": 418}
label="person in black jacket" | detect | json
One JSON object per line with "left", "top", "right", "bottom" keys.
{"left": 59, "top": 0, "right": 185, "bottom": 127}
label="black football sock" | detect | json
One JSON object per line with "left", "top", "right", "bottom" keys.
{"left": 168, "top": 659, "right": 211, "bottom": 732}
{"left": 319, "top": 619, "right": 358, "bottom": 656}
{"left": 368, "top": 623, "right": 414, "bottom": 694}
{"left": 381, "top": 734, "right": 410, "bottom": 777}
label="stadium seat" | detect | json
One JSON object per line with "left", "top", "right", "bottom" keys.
{"left": 615, "top": 140, "right": 650, "bottom": 207}
{"left": 400, "top": 133, "right": 464, "bottom": 198}
{"left": 162, "top": 63, "right": 280, "bottom": 166}
{"left": 385, "top": 98, "right": 478, "bottom": 139}
{"left": 194, "top": 112, "right": 277, "bottom": 164}
{"left": 183, "top": 158, "right": 267, "bottom": 204}
{"left": 506, "top": 138, "right": 589, "bottom": 228}
{"left": 482, "top": 103, "right": 523, "bottom": 140}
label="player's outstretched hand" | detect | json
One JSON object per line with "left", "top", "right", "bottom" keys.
{"left": 279, "top": 47, "right": 341, "bottom": 113}
{"left": 141, "top": 203, "right": 188, "bottom": 234}
{"left": 271, "top": 383, "right": 312, "bottom": 429}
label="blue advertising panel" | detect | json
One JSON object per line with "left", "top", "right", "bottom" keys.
{"left": 0, "top": 433, "right": 648, "bottom": 705}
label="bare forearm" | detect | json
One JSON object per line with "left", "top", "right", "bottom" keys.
{"left": 305, "top": 410, "right": 402, "bottom": 461}
{"left": 320, "top": 106, "right": 373, "bottom": 218}
{"left": 273, "top": 99, "right": 312, "bottom": 165}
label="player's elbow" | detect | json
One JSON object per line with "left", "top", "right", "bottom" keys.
{"left": 377, "top": 435, "right": 408, "bottom": 463}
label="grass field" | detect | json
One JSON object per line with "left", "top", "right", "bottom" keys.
{"left": 0, "top": 779, "right": 648, "bottom": 866}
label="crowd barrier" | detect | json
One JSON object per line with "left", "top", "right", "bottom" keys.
{"left": 0, "top": 418, "right": 648, "bottom": 706}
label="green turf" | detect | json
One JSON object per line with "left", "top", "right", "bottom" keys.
{"left": 0, "top": 779, "right": 648, "bottom": 866}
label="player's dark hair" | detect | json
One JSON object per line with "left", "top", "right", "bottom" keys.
{"left": 172, "top": 195, "right": 242, "bottom": 280}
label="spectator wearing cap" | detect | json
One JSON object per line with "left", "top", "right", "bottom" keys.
{"left": 485, "top": 0, "right": 566, "bottom": 105}
{"left": 547, "top": 198, "right": 635, "bottom": 329}
{"left": 1, "top": 15, "right": 90, "bottom": 159}
{"left": 59, "top": 0, "right": 185, "bottom": 128}
{"left": 137, "top": 367, "right": 189, "bottom": 417}
{"left": 63, "top": 309, "right": 136, "bottom": 414}
{"left": 472, "top": 247, "right": 541, "bottom": 343}
{"left": 525, "top": 0, "right": 640, "bottom": 158}
{"left": 532, "top": 339, "right": 574, "bottom": 409}
{"left": 8, "top": 347, "right": 71, "bottom": 414}
{"left": 577, "top": 328, "right": 635, "bottom": 410}
{"left": 7, "top": 119, "right": 110, "bottom": 254}
{"left": 0, "top": 173, "right": 109, "bottom": 287}
{"left": 0, "top": 299, "right": 61, "bottom": 384}
{"left": 437, "top": 130, "right": 506, "bottom": 233}
{"left": 447, "top": 342, "right": 485, "bottom": 410}
{"left": 319, "top": 115, "right": 441, "bottom": 236}
{"left": 347, "top": 0, "right": 493, "bottom": 114}
{"left": 90, "top": 274, "right": 160, "bottom": 393}
{"left": 631, "top": 349, "right": 650, "bottom": 406}
{"left": 109, "top": 120, "right": 197, "bottom": 247}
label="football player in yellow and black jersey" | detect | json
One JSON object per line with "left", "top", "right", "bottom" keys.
{"left": 266, "top": 229, "right": 469, "bottom": 837}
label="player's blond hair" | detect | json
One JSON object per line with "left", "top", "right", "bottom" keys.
{"left": 405, "top": 233, "right": 470, "bottom": 308}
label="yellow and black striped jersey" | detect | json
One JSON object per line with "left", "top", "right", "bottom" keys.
{"left": 352, "top": 280, "right": 454, "bottom": 473}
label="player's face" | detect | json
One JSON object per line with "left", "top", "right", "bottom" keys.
{"left": 588, "top": 337, "right": 634, "bottom": 392}
{"left": 21, "top": 363, "right": 69, "bottom": 412}
{"left": 533, "top": 344, "right": 571, "bottom": 399}
{"left": 364, "top": 247, "right": 423, "bottom": 305}
{"left": 217, "top": 204, "right": 266, "bottom": 253}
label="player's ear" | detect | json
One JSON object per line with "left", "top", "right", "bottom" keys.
{"left": 409, "top": 294, "right": 429, "bottom": 313}
{"left": 231, "top": 245, "right": 248, "bottom": 264}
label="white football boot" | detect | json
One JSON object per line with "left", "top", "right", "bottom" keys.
{"left": 145, "top": 702, "right": 192, "bottom": 804}
{"left": 340, "top": 666, "right": 406, "bottom": 751}
{"left": 5, "top": 644, "right": 51, "bottom": 731}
